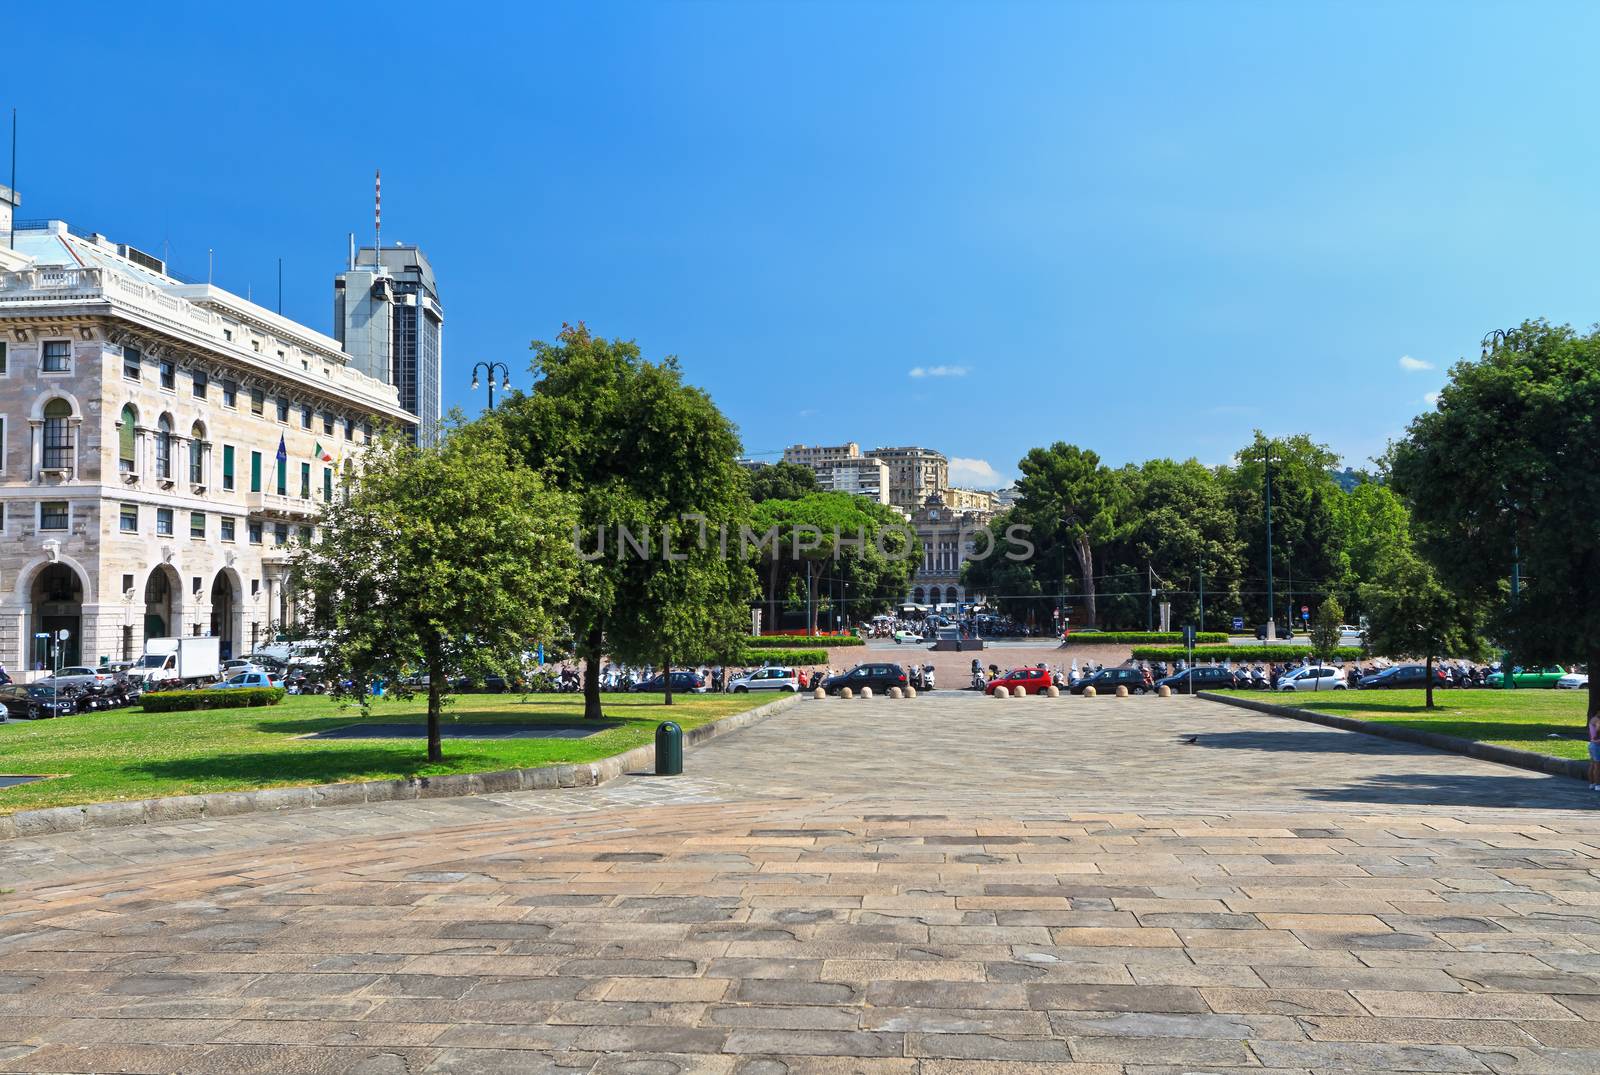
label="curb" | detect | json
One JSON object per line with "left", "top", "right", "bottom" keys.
{"left": 0, "top": 692, "right": 802, "bottom": 842}
{"left": 1197, "top": 691, "right": 1588, "bottom": 782}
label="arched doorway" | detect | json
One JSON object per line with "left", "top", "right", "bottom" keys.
{"left": 946, "top": 586, "right": 958, "bottom": 606}
{"left": 144, "top": 567, "right": 178, "bottom": 642}
{"left": 30, "top": 563, "right": 83, "bottom": 669}
{"left": 210, "top": 570, "right": 240, "bottom": 660}
{"left": 913, "top": 587, "right": 925, "bottom": 605}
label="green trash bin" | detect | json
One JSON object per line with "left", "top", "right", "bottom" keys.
{"left": 655, "top": 721, "right": 683, "bottom": 776}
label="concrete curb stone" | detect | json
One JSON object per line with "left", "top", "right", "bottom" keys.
{"left": 0, "top": 691, "right": 802, "bottom": 841}
{"left": 1198, "top": 690, "right": 1588, "bottom": 781}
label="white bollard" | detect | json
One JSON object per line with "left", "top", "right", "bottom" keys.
{"left": 860, "top": 686, "right": 873, "bottom": 699}
{"left": 1083, "top": 686, "right": 1097, "bottom": 698}
{"left": 993, "top": 685, "right": 1009, "bottom": 698}
{"left": 1046, "top": 685, "right": 1060, "bottom": 698}
{"left": 813, "top": 687, "right": 826, "bottom": 699}
{"left": 1158, "top": 685, "right": 1171, "bottom": 698}
{"left": 1115, "top": 685, "right": 1129, "bottom": 698}
{"left": 840, "top": 687, "right": 854, "bottom": 699}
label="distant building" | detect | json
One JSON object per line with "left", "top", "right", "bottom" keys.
{"left": 816, "top": 457, "right": 890, "bottom": 504}
{"left": 906, "top": 494, "right": 994, "bottom": 609}
{"left": 1331, "top": 466, "right": 1366, "bottom": 493}
{"left": 333, "top": 243, "right": 443, "bottom": 444}
{"left": 864, "top": 446, "right": 948, "bottom": 512}
{"left": 782, "top": 442, "right": 863, "bottom": 469}
{"left": 942, "top": 487, "right": 998, "bottom": 513}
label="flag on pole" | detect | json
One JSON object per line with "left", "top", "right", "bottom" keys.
{"left": 275, "top": 434, "right": 287, "bottom": 466}
{"left": 313, "top": 442, "right": 334, "bottom": 463}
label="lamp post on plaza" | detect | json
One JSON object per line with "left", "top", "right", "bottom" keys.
{"left": 470, "top": 362, "right": 511, "bottom": 410}
{"left": 1483, "top": 330, "right": 1524, "bottom": 689}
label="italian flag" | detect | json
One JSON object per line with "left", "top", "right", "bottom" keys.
{"left": 313, "top": 442, "right": 334, "bottom": 463}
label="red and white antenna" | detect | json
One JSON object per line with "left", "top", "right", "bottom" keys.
{"left": 374, "top": 168, "right": 381, "bottom": 264}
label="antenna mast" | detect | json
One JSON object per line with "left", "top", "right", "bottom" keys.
{"left": 374, "top": 168, "right": 381, "bottom": 268}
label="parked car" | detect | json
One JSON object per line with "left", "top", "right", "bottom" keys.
{"left": 1485, "top": 665, "right": 1567, "bottom": 689}
{"left": 1358, "top": 664, "right": 1449, "bottom": 689}
{"left": 822, "top": 663, "right": 909, "bottom": 695}
{"left": 892, "top": 629, "right": 923, "bottom": 644}
{"left": 1338, "top": 625, "right": 1365, "bottom": 644}
{"left": 1276, "top": 665, "right": 1347, "bottom": 692}
{"left": 1071, "top": 667, "right": 1150, "bottom": 695}
{"left": 0, "top": 683, "right": 79, "bottom": 719}
{"left": 633, "top": 671, "right": 707, "bottom": 694}
{"left": 728, "top": 667, "right": 800, "bottom": 693}
{"left": 1557, "top": 671, "right": 1589, "bottom": 691}
{"left": 1254, "top": 623, "right": 1295, "bottom": 640}
{"left": 216, "top": 670, "right": 283, "bottom": 690}
{"left": 39, "top": 665, "right": 113, "bottom": 691}
{"left": 986, "top": 667, "right": 1053, "bottom": 696}
{"left": 1156, "top": 666, "right": 1239, "bottom": 694}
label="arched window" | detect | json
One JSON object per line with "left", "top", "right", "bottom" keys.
{"left": 913, "top": 587, "right": 925, "bottom": 604}
{"left": 118, "top": 405, "right": 138, "bottom": 473}
{"left": 946, "top": 586, "right": 958, "bottom": 605}
{"left": 189, "top": 422, "right": 206, "bottom": 484}
{"left": 42, "top": 399, "right": 74, "bottom": 470}
{"left": 156, "top": 415, "right": 173, "bottom": 480}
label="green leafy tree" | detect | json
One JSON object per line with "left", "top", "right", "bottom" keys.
{"left": 749, "top": 461, "right": 820, "bottom": 503}
{"left": 494, "top": 324, "right": 752, "bottom": 718}
{"left": 1224, "top": 432, "right": 1351, "bottom": 627}
{"left": 1308, "top": 595, "right": 1344, "bottom": 671}
{"left": 749, "top": 492, "right": 917, "bottom": 633}
{"left": 1358, "top": 546, "right": 1483, "bottom": 709}
{"left": 1388, "top": 320, "right": 1600, "bottom": 720}
{"left": 962, "top": 510, "right": 1047, "bottom": 624}
{"left": 1337, "top": 482, "right": 1412, "bottom": 618}
{"left": 1015, "top": 443, "right": 1122, "bottom": 626}
{"left": 292, "top": 425, "right": 577, "bottom": 761}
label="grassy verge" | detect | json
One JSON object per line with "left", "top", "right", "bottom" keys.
{"left": 1216, "top": 688, "right": 1590, "bottom": 761}
{"left": 0, "top": 691, "right": 769, "bottom": 816}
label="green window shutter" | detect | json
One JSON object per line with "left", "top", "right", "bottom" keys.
{"left": 250, "top": 451, "right": 262, "bottom": 492}
{"left": 300, "top": 462, "right": 310, "bottom": 499}
{"left": 323, "top": 467, "right": 332, "bottom": 502}
{"left": 223, "top": 445, "right": 235, "bottom": 481}
{"left": 277, "top": 459, "right": 287, "bottom": 495}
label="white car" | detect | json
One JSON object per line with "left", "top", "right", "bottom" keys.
{"left": 1338, "top": 625, "right": 1364, "bottom": 644}
{"left": 1557, "top": 672, "right": 1589, "bottom": 690}
{"left": 1277, "top": 665, "right": 1347, "bottom": 691}
{"left": 728, "top": 667, "right": 800, "bottom": 693}
{"left": 893, "top": 630, "right": 923, "bottom": 644}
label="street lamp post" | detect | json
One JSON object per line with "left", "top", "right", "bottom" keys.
{"left": 470, "top": 362, "right": 511, "bottom": 410}
{"left": 1258, "top": 439, "right": 1278, "bottom": 639}
{"left": 1484, "top": 331, "right": 1525, "bottom": 691}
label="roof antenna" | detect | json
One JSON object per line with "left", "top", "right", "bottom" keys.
{"left": 373, "top": 168, "right": 381, "bottom": 269}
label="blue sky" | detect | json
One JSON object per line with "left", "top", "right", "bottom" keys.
{"left": 10, "top": 2, "right": 1599, "bottom": 487}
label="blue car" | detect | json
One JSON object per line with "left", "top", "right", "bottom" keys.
{"left": 216, "top": 670, "right": 281, "bottom": 690}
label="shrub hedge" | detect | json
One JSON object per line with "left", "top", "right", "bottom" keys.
{"left": 738, "top": 648, "right": 830, "bottom": 666}
{"left": 1063, "top": 631, "right": 1229, "bottom": 645}
{"left": 746, "top": 635, "right": 863, "bottom": 647}
{"left": 142, "top": 687, "right": 286, "bottom": 712}
{"left": 1130, "top": 645, "right": 1363, "bottom": 662}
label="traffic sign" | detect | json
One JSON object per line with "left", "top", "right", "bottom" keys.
{"left": 1231, "top": 616, "right": 1244, "bottom": 631}
{"left": 1182, "top": 625, "right": 1196, "bottom": 647}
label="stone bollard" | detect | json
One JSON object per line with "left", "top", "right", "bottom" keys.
{"left": 1083, "top": 686, "right": 1097, "bottom": 698}
{"left": 993, "top": 686, "right": 1009, "bottom": 698}
{"left": 1046, "top": 685, "right": 1060, "bottom": 698}
{"left": 905, "top": 686, "right": 917, "bottom": 698}
{"left": 813, "top": 687, "right": 826, "bottom": 699}
{"left": 1115, "top": 685, "right": 1129, "bottom": 698}
{"left": 1013, "top": 686, "right": 1028, "bottom": 698}
{"left": 888, "top": 686, "right": 902, "bottom": 699}
{"left": 860, "top": 686, "right": 873, "bottom": 699}
{"left": 840, "top": 687, "right": 854, "bottom": 699}
{"left": 1158, "top": 685, "right": 1171, "bottom": 698}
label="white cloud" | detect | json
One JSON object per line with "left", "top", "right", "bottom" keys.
{"left": 1423, "top": 391, "right": 1441, "bottom": 406}
{"left": 908, "top": 364, "right": 969, "bottom": 379}
{"left": 949, "top": 457, "right": 1005, "bottom": 488}
{"left": 1399, "top": 355, "right": 1433, "bottom": 372}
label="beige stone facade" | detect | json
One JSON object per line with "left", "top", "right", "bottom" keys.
{"left": 0, "top": 221, "right": 410, "bottom": 675}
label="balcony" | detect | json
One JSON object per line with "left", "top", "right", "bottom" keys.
{"left": 246, "top": 491, "right": 321, "bottom": 521}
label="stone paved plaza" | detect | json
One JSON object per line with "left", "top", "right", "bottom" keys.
{"left": 4, "top": 693, "right": 1600, "bottom": 1073}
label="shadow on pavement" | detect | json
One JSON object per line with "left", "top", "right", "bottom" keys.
{"left": 1299, "top": 772, "right": 1591, "bottom": 810}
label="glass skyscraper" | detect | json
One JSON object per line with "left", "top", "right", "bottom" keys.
{"left": 333, "top": 244, "right": 443, "bottom": 444}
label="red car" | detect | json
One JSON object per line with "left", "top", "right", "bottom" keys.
{"left": 986, "top": 667, "right": 1053, "bottom": 696}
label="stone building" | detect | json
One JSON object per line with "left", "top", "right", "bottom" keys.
{"left": 0, "top": 213, "right": 411, "bottom": 674}
{"left": 863, "top": 445, "right": 948, "bottom": 512}
{"left": 815, "top": 457, "right": 890, "bottom": 504}
{"left": 906, "top": 494, "right": 995, "bottom": 609}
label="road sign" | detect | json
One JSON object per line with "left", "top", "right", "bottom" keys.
{"left": 1231, "top": 617, "right": 1244, "bottom": 631}
{"left": 1182, "top": 625, "right": 1196, "bottom": 647}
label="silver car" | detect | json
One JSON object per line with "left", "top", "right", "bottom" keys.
{"left": 40, "top": 665, "right": 113, "bottom": 690}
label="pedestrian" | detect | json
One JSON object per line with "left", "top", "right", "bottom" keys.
{"left": 1589, "top": 707, "right": 1600, "bottom": 793}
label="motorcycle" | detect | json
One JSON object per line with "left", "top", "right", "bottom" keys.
{"left": 922, "top": 665, "right": 935, "bottom": 691}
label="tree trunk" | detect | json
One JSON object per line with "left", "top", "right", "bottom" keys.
{"left": 1425, "top": 652, "right": 1435, "bottom": 711}
{"left": 807, "top": 566, "right": 820, "bottom": 636}
{"left": 1074, "top": 536, "right": 1096, "bottom": 626}
{"left": 425, "top": 640, "right": 443, "bottom": 763}
{"left": 583, "top": 625, "right": 604, "bottom": 720}
{"left": 663, "top": 652, "right": 673, "bottom": 706}
{"left": 766, "top": 560, "right": 780, "bottom": 635}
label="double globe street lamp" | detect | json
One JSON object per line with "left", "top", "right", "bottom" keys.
{"left": 470, "top": 361, "right": 512, "bottom": 410}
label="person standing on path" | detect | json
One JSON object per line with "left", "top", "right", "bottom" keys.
{"left": 1588, "top": 707, "right": 1600, "bottom": 792}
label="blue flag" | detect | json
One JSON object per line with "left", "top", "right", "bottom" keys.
{"left": 275, "top": 434, "right": 288, "bottom": 466}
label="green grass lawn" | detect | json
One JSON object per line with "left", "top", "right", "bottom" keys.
{"left": 1219, "top": 688, "right": 1591, "bottom": 760}
{"left": 0, "top": 691, "right": 769, "bottom": 815}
